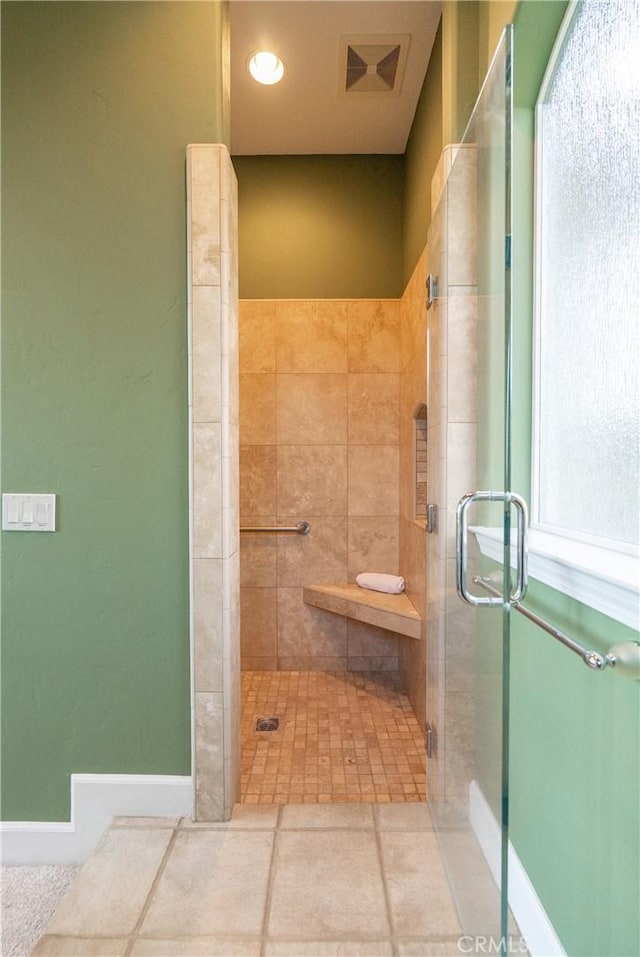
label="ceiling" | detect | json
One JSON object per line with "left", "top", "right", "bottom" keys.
{"left": 230, "top": 1, "right": 442, "bottom": 155}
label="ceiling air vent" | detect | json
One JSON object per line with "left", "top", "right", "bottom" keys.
{"left": 340, "top": 35, "right": 410, "bottom": 95}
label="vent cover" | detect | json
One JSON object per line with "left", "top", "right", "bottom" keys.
{"left": 341, "top": 34, "right": 410, "bottom": 95}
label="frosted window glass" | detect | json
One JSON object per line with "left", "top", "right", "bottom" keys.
{"left": 536, "top": 0, "right": 640, "bottom": 547}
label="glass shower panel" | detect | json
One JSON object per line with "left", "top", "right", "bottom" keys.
{"left": 428, "top": 28, "right": 516, "bottom": 950}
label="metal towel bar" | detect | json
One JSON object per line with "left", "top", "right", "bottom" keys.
{"left": 474, "top": 576, "right": 640, "bottom": 678}
{"left": 240, "top": 521, "right": 311, "bottom": 535}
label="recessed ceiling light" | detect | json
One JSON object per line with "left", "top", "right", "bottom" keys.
{"left": 248, "top": 50, "right": 284, "bottom": 86}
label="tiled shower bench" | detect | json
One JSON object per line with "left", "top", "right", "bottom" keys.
{"left": 303, "top": 584, "right": 421, "bottom": 640}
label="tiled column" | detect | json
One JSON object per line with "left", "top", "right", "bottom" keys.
{"left": 442, "top": 146, "right": 478, "bottom": 811}
{"left": 398, "top": 252, "right": 429, "bottom": 732}
{"left": 426, "top": 144, "right": 478, "bottom": 811}
{"left": 187, "top": 144, "right": 240, "bottom": 820}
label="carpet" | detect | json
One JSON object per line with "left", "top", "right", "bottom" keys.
{"left": 0, "top": 865, "right": 79, "bottom": 956}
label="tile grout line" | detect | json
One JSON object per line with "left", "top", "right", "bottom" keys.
{"left": 260, "top": 804, "right": 283, "bottom": 956}
{"left": 123, "top": 826, "right": 180, "bottom": 957}
{"left": 373, "top": 808, "right": 399, "bottom": 954}
{"left": 36, "top": 930, "right": 471, "bottom": 944}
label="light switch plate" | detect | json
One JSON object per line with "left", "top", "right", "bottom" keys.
{"left": 2, "top": 493, "right": 56, "bottom": 531}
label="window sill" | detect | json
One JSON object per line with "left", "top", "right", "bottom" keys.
{"left": 470, "top": 525, "right": 639, "bottom": 631}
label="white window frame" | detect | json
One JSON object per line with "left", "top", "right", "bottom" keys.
{"left": 527, "top": 0, "right": 639, "bottom": 630}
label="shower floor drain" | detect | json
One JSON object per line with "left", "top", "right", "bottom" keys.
{"left": 255, "top": 716, "right": 279, "bottom": 732}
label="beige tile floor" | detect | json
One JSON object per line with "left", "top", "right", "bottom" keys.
{"left": 33, "top": 804, "right": 466, "bottom": 957}
{"left": 241, "top": 671, "right": 426, "bottom": 804}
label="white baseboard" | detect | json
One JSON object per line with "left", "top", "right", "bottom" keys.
{"left": 469, "top": 779, "right": 566, "bottom": 957}
{"left": 0, "top": 773, "right": 193, "bottom": 865}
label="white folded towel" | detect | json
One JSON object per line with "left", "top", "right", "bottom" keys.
{"left": 356, "top": 573, "right": 405, "bottom": 595}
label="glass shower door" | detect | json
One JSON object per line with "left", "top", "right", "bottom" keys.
{"left": 427, "top": 26, "right": 519, "bottom": 953}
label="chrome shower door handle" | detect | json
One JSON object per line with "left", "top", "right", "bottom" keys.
{"left": 456, "top": 490, "right": 529, "bottom": 607}
{"left": 456, "top": 491, "right": 503, "bottom": 607}
{"left": 509, "top": 492, "right": 529, "bottom": 603}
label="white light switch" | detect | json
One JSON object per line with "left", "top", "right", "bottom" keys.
{"left": 2, "top": 493, "right": 56, "bottom": 532}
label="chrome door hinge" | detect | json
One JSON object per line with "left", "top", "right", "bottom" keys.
{"left": 426, "top": 503, "right": 438, "bottom": 534}
{"left": 425, "top": 722, "right": 435, "bottom": 759}
{"left": 426, "top": 274, "right": 438, "bottom": 309}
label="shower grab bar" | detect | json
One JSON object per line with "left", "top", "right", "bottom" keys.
{"left": 474, "top": 576, "right": 640, "bottom": 678}
{"left": 240, "top": 521, "right": 311, "bottom": 535}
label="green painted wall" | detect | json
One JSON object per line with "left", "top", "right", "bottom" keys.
{"left": 403, "top": 19, "right": 443, "bottom": 288}
{"left": 0, "top": 1, "right": 228, "bottom": 821}
{"left": 441, "top": 1, "right": 480, "bottom": 144}
{"left": 478, "top": 0, "right": 520, "bottom": 86}
{"left": 440, "top": 0, "right": 519, "bottom": 146}
{"left": 510, "top": 586, "right": 639, "bottom": 957}
{"left": 233, "top": 155, "right": 404, "bottom": 299}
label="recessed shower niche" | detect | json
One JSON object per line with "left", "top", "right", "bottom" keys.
{"left": 414, "top": 403, "right": 428, "bottom": 523}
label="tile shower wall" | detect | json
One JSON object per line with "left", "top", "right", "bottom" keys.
{"left": 425, "top": 145, "right": 478, "bottom": 809}
{"left": 187, "top": 145, "right": 240, "bottom": 820}
{"left": 239, "top": 300, "right": 402, "bottom": 672}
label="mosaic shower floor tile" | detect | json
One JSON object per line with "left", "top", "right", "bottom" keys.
{"left": 240, "top": 670, "right": 426, "bottom": 804}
